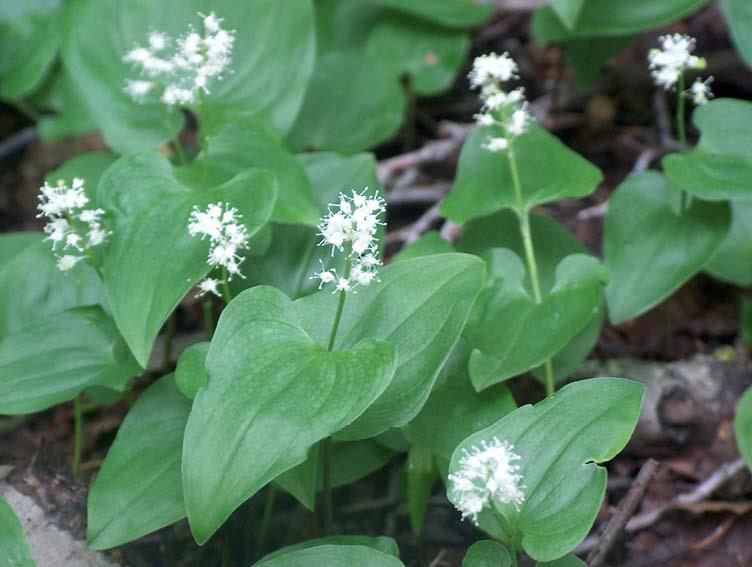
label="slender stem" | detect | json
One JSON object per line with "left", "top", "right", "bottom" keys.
{"left": 676, "top": 73, "right": 689, "bottom": 215}
{"left": 509, "top": 547, "right": 519, "bottom": 567}
{"left": 507, "top": 143, "right": 555, "bottom": 396}
{"left": 202, "top": 296, "right": 214, "bottom": 339}
{"left": 72, "top": 396, "right": 83, "bottom": 475}
{"left": 221, "top": 267, "right": 232, "bottom": 304}
{"left": 321, "top": 253, "right": 353, "bottom": 533}
{"left": 255, "top": 484, "right": 277, "bottom": 557}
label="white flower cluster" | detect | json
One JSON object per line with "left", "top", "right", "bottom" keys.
{"left": 188, "top": 202, "right": 249, "bottom": 298}
{"left": 123, "top": 11, "right": 234, "bottom": 106}
{"left": 313, "top": 189, "right": 385, "bottom": 294}
{"left": 469, "top": 53, "right": 531, "bottom": 152}
{"left": 448, "top": 437, "right": 525, "bottom": 524}
{"left": 37, "top": 178, "right": 110, "bottom": 272}
{"left": 648, "top": 34, "right": 712, "bottom": 105}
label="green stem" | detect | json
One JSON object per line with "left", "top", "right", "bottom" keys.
{"left": 72, "top": 396, "right": 83, "bottom": 475}
{"left": 676, "top": 73, "right": 689, "bottom": 215}
{"left": 507, "top": 143, "right": 555, "bottom": 396}
{"left": 202, "top": 296, "right": 214, "bottom": 339}
{"left": 221, "top": 267, "right": 232, "bottom": 304}
{"left": 321, "top": 253, "right": 353, "bottom": 534}
{"left": 509, "top": 546, "right": 519, "bottom": 567}
{"left": 255, "top": 484, "right": 277, "bottom": 556}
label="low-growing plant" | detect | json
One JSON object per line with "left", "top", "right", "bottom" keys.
{"left": 2, "top": 1, "right": 751, "bottom": 566}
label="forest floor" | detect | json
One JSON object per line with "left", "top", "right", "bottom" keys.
{"left": 1, "top": 3, "right": 751, "bottom": 566}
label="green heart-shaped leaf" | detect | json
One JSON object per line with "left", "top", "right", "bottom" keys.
{"left": 706, "top": 202, "right": 752, "bottom": 286}
{"left": 533, "top": 0, "right": 707, "bottom": 41}
{"left": 721, "top": 0, "right": 752, "bottom": 68}
{"left": 182, "top": 286, "right": 397, "bottom": 543}
{"left": 258, "top": 536, "right": 399, "bottom": 563}
{"left": 550, "top": 0, "right": 585, "bottom": 29}
{"left": 465, "top": 251, "right": 607, "bottom": 389}
{"left": 0, "top": 236, "right": 106, "bottom": 340}
{"left": 368, "top": 0, "right": 493, "bottom": 28}
{"left": 98, "top": 152, "right": 276, "bottom": 367}
{"left": 538, "top": 554, "right": 587, "bottom": 567}
{"left": 447, "top": 378, "right": 644, "bottom": 561}
{"left": 664, "top": 98, "right": 752, "bottom": 202}
{"left": 256, "top": 544, "right": 404, "bottom": 567}
{"left": 62, "top": 0, "right": 315, "bottom": 153}
{"left": 296, "top": 253, "right": 486, "bottom": 440}
{"left": 442, "top": 125, "right": 602, "bottom": 224}
{"left": 0, "top": 494, "right": 35, "bottom": 567}
{"left": 462, "top": 540, "right": 512, "bottom": 567}
{"left": 88, "top": 375, "right": 190, "bottom": 549}
{"left": 0, "top": 307, "right": 139, "bottom": 414}
{"left": 604, "top": 171, "right": 730, "bottom": 324}
{"left": 195, "top": 118, "right": 318, "bottom": 226}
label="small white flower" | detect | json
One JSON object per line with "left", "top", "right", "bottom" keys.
{"left": 313, "top": 189, "right": 385, "bottom": 294}
{"left": 37, "top": 178, "right": 110, "bottom": 270}
{"left": 469, "top": 52, "right": 518, "bottom": 90}
{"left": 57, "top": 255, "right": 83, "bottom": 272}
{"left": 648, "top": 34, "right": 707, "bottom": 90}
{"left": 195, "top": 277, "right": 221, "bottom": 298}
{"left": 448, "top": 437, "right": 525, "bottom": 525}
{"left": 689, "top": 76, "right": 713, "bottom": 105}
{"left": 188, "top": 202, "right": 249, "bottom": 280}
{"left": 483, "top": 137, "right": 509, "bottom": 152}
{"left": 508, "top": 105, "right": 530, "bottom": 136}
{"left": 123, "top": 11, "right": 235, "bottom": 105}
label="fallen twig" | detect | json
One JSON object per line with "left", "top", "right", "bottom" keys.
{"left": 587, "top": 458, "right": 660, "bottom": 567}
{"left": 0, "top": 126, "right": 37, "bottom": 160}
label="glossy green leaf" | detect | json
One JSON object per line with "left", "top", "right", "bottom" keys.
{"left": 0, "top": 307, "right": 139, "bottom": 414}
{"left": 443, "top": 125, "right": 602, "bottom": 223}
{"left": 288, "top": 49, "right": 405, "bottom": 154}
{"left": 175, "top": 342, "right": 209, "bottom": 400}
{"left": 198, "top": 118, "right": 318, "bottom": 226}
{"left": 604, "top": 171, "right": 731, "bottom": 324}
{"left": 182, "top": 286, "right": 397, "bottom": 543}
{"left": 369, "top": 0, "right": 493, "bottom": 28}
{"left": 403, "top": 341, "right": 516, "bottom": 460}
{"left": 0, "top": 2, "right": 60, "bottom": 99}
{"left": 533, "top": 0, "right": 708, "bottom": 41}
{"left": 258, "top": 536, "right": 399, "bottom": 563}
{"left": 462, "top": 540, "right": 512, "bottom": 567}
{"left": 538, "top": 554, "right": 587, "bottom": 567}
{"left": 0, "top": 494, "right": 35, "bottom": 567}
{"left": 550, "top": 0, "right": 585, "bottom": 29}
{"left": 296, "top": 253, "right": 486, "bottom": 440}
{"left": 447, "top": 378, "right": 644, "bottom": 561}
{"left": 736, "top": 385, "right": 752, "bottom": 472}
{"left": 407, "top": 445, "right": 438, "bottom": 535}
{"left": 255, "top": 544, "right": 404, "bottom": 567}
{"left": 721, "top": 0, "right": 752, "bottom": 68}
{"left": 706, "top": 202, "right": 752, "bottom": 286}
{"left": 36, "top": 70, "right": 97, "bottom": 141}
{"left": 0, "top": 237, "right": 106, "bottom": 340}
{"left": 394, "top": 231, "right": 455, "bottom": 263}
{"left": 244, "top": 152, "right": 380, "bottom": 299}
{"left": 664, "top": 98, "right": 752, "bottom": 202}
{"left": 561, "top": 37, "right": 630, "bottom": 87}
{"left": 0, "top": 232, "right": 38, "bottom": 264}
{"left": 62, "top": 0, "right": 315, "bottom": 153}
{"left": 466, "top": 251, "right": 607, "bottom": 389}
{"left": 365, "top": 14, "right": 469, "bottom": 96}
{"left": 88, "top": 375, "right": 190, "bottom": 549}
{"left": 98, "top": 152, "right": 276, "bottom": 367}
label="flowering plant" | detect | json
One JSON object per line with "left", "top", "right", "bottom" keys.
{"left": 2, "top": 1, "right": 750, "bottom": 567}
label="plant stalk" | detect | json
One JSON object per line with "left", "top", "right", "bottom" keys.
{"left": 202, "top": 296, "right": 214, "bottom": 339}
{"left": 72, "top": 396, "right": 83, "bottom": 475}
{"left": 676, "top": 73, "right": 689, "bottom": 214}
{"left": 255, "top": 484, "right": 277, "bottom": 557}
{"left": 221, "top": 267, "right": 232, "bottom": 304}
{"left": 321, "top": 253, "right": 353, "bottom": 533}
{"left": 507, "top": 143, "right": 555, "bottom": 396}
